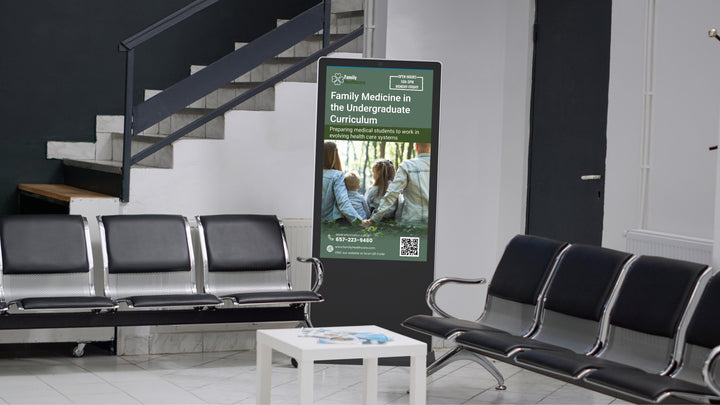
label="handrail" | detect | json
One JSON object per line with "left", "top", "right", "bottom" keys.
{"left": 132, "top": 2, "right": 326, "bottom": 134}
{"left": 119, "top": 0, "right": 359, "bottom": 202}
{"left": 131, "top": 26, "right": 363, "bottom": 165}
{"left": 119, "top": 0, "right": 220, "bottom": 51}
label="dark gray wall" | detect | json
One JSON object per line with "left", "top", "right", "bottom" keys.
{"left": 0, "top": 0, "right": 319, "bottom": 213}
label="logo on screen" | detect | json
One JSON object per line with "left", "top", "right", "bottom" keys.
{"left": 331, "top": 73, "right": 345, "bottom": 86}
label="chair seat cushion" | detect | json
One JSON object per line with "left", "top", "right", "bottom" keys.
{"left": 585, "top": 367, "right": 715, "bottom": 401}
{"left": 18, "top": 296, "right": 116, "bottom": 311}
{"left": 402, "top": 315, "right": 503, "bottom": 339}
{"left": 456, "top": 330, "right": 563, "bottom": 356}
{"left": 124, "top": 294, "right": 222, "bottom": 308}
{"left": 228, "top": 291, "right": 323, "bottom": 305}
{"left": 515, "top": 348, "right": 630, "bottom": 377}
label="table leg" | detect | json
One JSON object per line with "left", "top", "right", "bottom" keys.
{"left": 297, "top": 359, "right": 314, "bottom": 405}
{"left": 363, "top": 357, "right": 379, "bottom": 405}
{"left": 409, "top": 354, "right": 426, "bottom": 405}
{"left": 256, "top": 341, "right": 272, "bottom": 405}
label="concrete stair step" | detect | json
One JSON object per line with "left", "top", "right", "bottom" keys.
{"left": 62, "top": 159, "right": 125, "bottom": 197}
{"left": 333, "top": 9, "right": 364, "bottom": 18}
{"left": 109, "top": 133, "right": 173, "bottom": 169}
{"left": 329, "top": 0, "right": 365, "bottom": 13}
{"left": 329, "top": 11, "right": 364, "bottom": 35}
{"left": 143, "top": 83, "right": 274, "bottom": 114}
{"left": 64, "top": 159, "right": 124, "bottom": 175}
{"left": 139, "top": 108, "right": 225, "bottom": 139}
{"left": 240, "top": 34, "right": 362, "bottom": 59}
{"left": 191, "top": 57, "right": 317, "bottom": 84}
{"left": 277, "top": 9, "right": 363, "bottom": 35}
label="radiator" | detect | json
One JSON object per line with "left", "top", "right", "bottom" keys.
{"left": 282, "top": 218, "right": 314, "bottom": 290}
{"left": 625, "top": 229, "right": 713, "bottom": 265}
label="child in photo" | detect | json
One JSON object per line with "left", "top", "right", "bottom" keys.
{"left": 344, "top": 171, "right": 370, "bottom": 219}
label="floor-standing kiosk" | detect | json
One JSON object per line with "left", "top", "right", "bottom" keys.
{"left": 311, "top": 57, "right": 441, "bottom": 360}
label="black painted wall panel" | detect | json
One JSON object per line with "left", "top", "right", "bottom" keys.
{"left": 0, "top": 0, "right": 318, "bottom": 213}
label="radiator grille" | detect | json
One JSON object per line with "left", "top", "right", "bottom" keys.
{"left": 625, "top": 229, "right": 712, "bottom": 265}
{"left": 282, "top": 218, "right": 313, "bottom": 290}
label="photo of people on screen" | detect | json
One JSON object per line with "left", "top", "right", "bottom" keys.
{"left": 320, "top": 140, "right": 430, "bottom": 228}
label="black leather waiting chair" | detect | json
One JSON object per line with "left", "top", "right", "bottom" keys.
{"left": 196, "top": 215, "right": 324, "bottom": 326}
{"left": 0, "top": 215, "right": 116, "bottom": 312}
{"left": 98, "top": 215, "right": 222, "bottom": 309}
{"left": 456, "top": 244, "right": 633, "bottom": 360}
{"left": 401, "top": 234, "right": 568, "bottom": 390}
{"left": 514, "top": 256, "right": 713, "bottom": 382}
{"left": 583, "top": 272, "right": 720, "bottom": 403}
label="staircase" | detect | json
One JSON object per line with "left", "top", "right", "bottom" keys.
{"left": 23, "top": 0, "right": 364, "bottom": 213}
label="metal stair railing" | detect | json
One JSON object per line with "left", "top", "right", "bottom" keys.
{"left": 118, "top": 0, "right": 363, "bottom": 202}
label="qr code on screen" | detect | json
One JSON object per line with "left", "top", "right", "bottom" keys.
{"left": 399, "top": 237, "right": 420, "bottom": 257}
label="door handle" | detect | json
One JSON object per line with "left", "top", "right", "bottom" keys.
{"left": 580, "top": 175, "right": 602, "bottom": 181}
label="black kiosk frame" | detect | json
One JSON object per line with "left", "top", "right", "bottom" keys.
{"left": 311, "top": 57, "right": 441, "bottom": 356}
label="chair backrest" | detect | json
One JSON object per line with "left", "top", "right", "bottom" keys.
{"left": 600, "top": 255, "right": 711, "bottom": 374}
{"left": 196, "top": 214, "right": 291, "bottom": 296}
{"left": 98, "top": 214, "right": 196, "bottom": 299}
{"left": 479, "top": 234, "right": 568, "bottom": 336}
{"left": 673, "top": 274, "right": 720, "bottom": 386}
{"left": 532, "top": 244, "right": 633, "bottom": 354}
{"left": 0, "top": 215, "right": 95, "bottom": 302}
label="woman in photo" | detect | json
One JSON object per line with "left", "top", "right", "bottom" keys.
{"left": 320, "top": 141, "right": 362, "bottom": 223}
{"left": 365, "top": 158, "right": 398, "bottom": 221}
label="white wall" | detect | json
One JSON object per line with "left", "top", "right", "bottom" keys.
{"left": 383, "top": 0, "right": 534, "bottom": 319}
{"left": 604, "top": 0, "right": 720, "bottom": 249}
{"left": 602, "top": 0, "right": 646, "bottom": 250}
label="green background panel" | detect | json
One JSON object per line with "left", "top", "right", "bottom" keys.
{"left": 324, "top": 66, "right": 434, "bottom": 129}
{"left": 319, "top": 223, "right": 428, "bottom": 262}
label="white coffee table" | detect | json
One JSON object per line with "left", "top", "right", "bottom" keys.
{"left": 256, "top": 325, "right": 427, "bottom": 405}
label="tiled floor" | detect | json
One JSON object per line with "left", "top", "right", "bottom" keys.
{"left": 0, "top": 345, "right": 631, "bottom": 404}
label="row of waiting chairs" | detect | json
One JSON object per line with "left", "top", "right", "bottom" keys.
{"left": 403, "top": 235, "right": 720, "bottom": 403}
{"left": 0, "top": 214, "right": 323, "bottom": 325}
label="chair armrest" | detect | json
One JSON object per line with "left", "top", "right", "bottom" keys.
{"left": 427, "top": 277, "right": 486, "bottom": 319}
{"left": 703, "top": 345, "right": 720, "bottom": 396}
{"left": 296, "top": 257, "right": 324, "bottom": 293}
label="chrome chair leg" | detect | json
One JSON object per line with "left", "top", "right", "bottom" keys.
{"left": 303, "top": 303, "right": 314, "bottom": 328}
{"left": 428, "top": 346, "right": 506, "bottom": 390}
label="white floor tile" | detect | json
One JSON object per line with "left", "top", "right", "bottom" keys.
{"left": 63, "top": 391, "right": 142, "bottom": 404}
{"left": 0, "top": 394, "right": 72, "bottom": 405}
{"left": 41, "top": 380, "right": 125, "bottom": 397}
{"left": 189, "top": 381, "right": 256, "bottom": 405}
{"left": 319, "top": 387, "right": 407, "bottom": 404}
{"left": 110, "top": 380, "right": 204, "bottom": 404}
{"left": 465, "top": 389, "right": 549, "bottom": 404}
{"left": 0, "top": 347, "right": 642, "bottom": 405}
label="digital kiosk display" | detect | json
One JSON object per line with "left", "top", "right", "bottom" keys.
{"left": 313, "top": 58, "right": 441, "bottom": 262}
